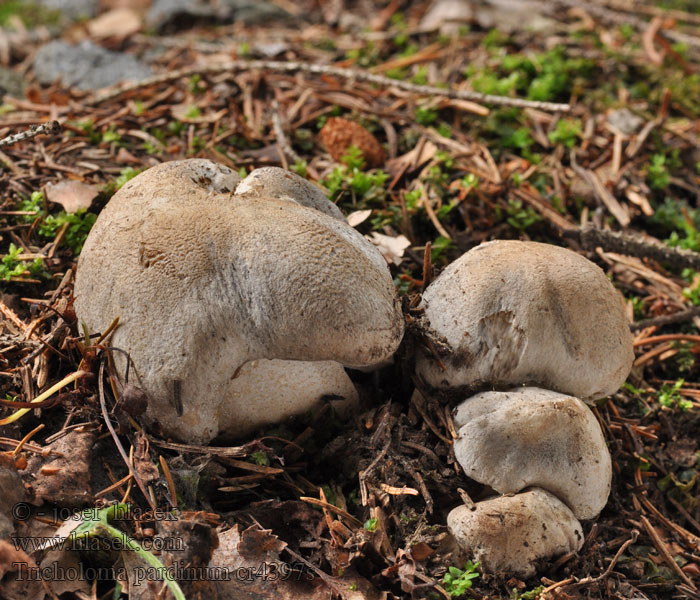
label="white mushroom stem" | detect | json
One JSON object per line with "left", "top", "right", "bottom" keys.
{"left": 216, "top": 359, "right": 359, "bottom": 440}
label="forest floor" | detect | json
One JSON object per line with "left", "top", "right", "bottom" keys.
{"left": 0, "top": 0, "right": 699, "bottom": 599}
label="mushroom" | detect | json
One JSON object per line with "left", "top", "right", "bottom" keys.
{"left": 74, "top": 159, "right": 404, "bottom": 443}
{"left": 234, "top": 166, "right": 345, "bottom": 221}
{"left": 452, "top": 387, "right": 611, "bottom": 520}
{"left": 447, "top": 488, "right": 583, "bottom": 578}
{"left": 415, "top": 240, "right": 634, "bottom": 576}
{"left": 217, "top": 358, "right": 359, "bottom": 434}
{"left": 416, "top": 240, "right": 634, "bottom": 401}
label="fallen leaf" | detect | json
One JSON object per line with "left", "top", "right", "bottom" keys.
{"left": 347, "top": 209, "right": 372, "bottom": 228}
{"left": 87, "top": 8, "right": 142, "bottom": 39}
{"left": 132, "top": 430, "right": 160, "bottom": 486}
{"left": 419, "top": 0, "right": 473, "bottom": 34}
{"left": 45, "top": 180, "right": 99, "bottom": 214}
{"left": 26, "top": 427, "right": 95, "bottom": 507}
{"left": 367, "top": 232, "right": 411, "bottom": 265}
{"left": 409, "top": 541, "right": 434, "bottom": 561}
{"left": 0, "top": 540, "right": 32, "bottom": 580}
{"left": 38, "top": 549, "right": 90, "bottom": 596}
{"left": 115, "top": 146, "right": 142, "bottom": 165}
{"left": 0, "top": 540, "right": 46, "bottom": 600}
{"left": 385, "top": 138, "right": 438, "bottom": 177}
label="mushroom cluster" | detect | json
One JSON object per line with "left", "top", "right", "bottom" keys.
{"left": 75, "top": 159, "right": 633, "bottom": 578}
{"left": 415, "top": 240, "right": 634, "bottom": 576}
{"left": 74, "top": 160, "right": 404, "bottom": 444}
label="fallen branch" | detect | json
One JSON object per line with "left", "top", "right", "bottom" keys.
{"left": 640, "top": 515, "right": 698, "bottom": 590}
{"left": 271, "top": 98, "right": 301, "bottom": 166}
{"left": 562, "top": 224, "right": 700, "bottom": 271}
{"left": 89, "top": 59, "right": 571, "bottom": 112}
{"left": 631, "top": 306, "right": 700, "bottom": 331}
{"left": 0, "top": 120, "right": 61, "bottom": 148}
{"left": 556, "top": 530, "right": 639, "bottom": 591}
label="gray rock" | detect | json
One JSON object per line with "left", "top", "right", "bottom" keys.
{"left": 607, "top": 108, "right": 644, "bottom": 136}
{"left": 474, "top": 0, "right": 556, "bottom": 34}
{"left": 33, "top": 40, "right": 151, "bottom": 91}
{"left": 225, "top": 0, "right": 290, "bottom": 24}
{"left": 35, "top": 0, "right": 97, "bottom": 19}
{"left": 147, "top": 0, "right": 289, "bottom": 29}
{"left": 146, "top": 0, "right": 217, "bottom": 29}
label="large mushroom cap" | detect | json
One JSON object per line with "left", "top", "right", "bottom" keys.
{"left": 74, "top": 159, "right": 404, "bottom": 443}
{"left": 453, "top": 387, "right": 611, "bottom": 520}
{"left": 417, "top": 240, "right": 634, "bottom": 400}
{"left": 447, "top": 488, "right": 584, "bottom": 577}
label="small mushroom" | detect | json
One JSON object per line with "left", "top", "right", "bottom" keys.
{"left": 74, "top": 159, "right": 404, "bottom": 443}
{"left": 417, "top": 240, "right": 634, "bottom": 401}
{"left": 235, "top": 166, "right": 345, "bottom": 221}
{"left": 447, "top": 488, "right": 583, "bottom": 578}
{"left": 452, "top": 387, "right": 611, "bottom": 520}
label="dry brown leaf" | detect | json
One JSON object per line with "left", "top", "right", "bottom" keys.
{"left": 26, "top": 427, "right": 95, "bottom": 507}
{"left": 87, "top": 8, "right": 142, "bottom": 39}
{"left": 0, "top": 540, "right": 46, "bottom": 600}
{"left": 38, "top": 549, "right": 90, "bottom": 596}
{"left": 132, "top": 430, "right": 159, "bottom": 486}
{"left": 385, "top": 138, "right": 438, "bottom": 176}
{"left": 45, "top": 180, "right": 99, "bottom": 214}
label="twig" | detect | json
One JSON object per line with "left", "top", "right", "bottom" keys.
{"left": 148, "top": 439, "right": 247, "bottom": 457}
{"left": 281, "top": 544, "right": 345, "bottom": 595}
{"left": 667, "top": 496, "right": 700, "bottom": 536}
{"left": 94, "top": 472, "right": 133, "bottom": 499}
{"left": 562, "top": 224, "right": 700, "bottom": 271}
{"left": 11, "top": 424, "right": 45, "bottom": 456}
{"left": 271, "top": 98, "right": 301, "bottom": 165}
{"left": 98, "top": 359, "right": 156, "bottom": 511}
{"left": 633, "top": 334, "right": 700, "bottom": 347}
{"left": 89, "top": 59, "right": 571, "bottom": 112}
{"left": 0, "top": 120, "right": 61, "bottom": 148}
{"left": 299, "top": 496, "right": 363, "bottom": 528}
{"left": 564, "top": 529, "right": 638, "bottom": 589}
{"left": 570, "top": 152, "right": 630, "bottom": 227}
{"left": 631, "top": 307, "right": 700, "bottom": 331}
{"left": 421, "top": 186, "right": 452, "bottom": 240}
{"left": 158, "top": 455, "right": 178, "bottom": 509}
{"left": 640, "top": 515, "right": 698, "bottom": 590}
{"left": 0, "top": 370, "right": 86, "bottom": 426}
{"left": 421, "top": 241, "right": 432, "bottom": 291}
{"left": 0, "top": 299, "right": 29, "bottom": 335}
{"left": 359, "top": 434, "right": 392, "bottom": 506}
{"left": 553, "top": 0, "right": 700, "bottom": 50}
